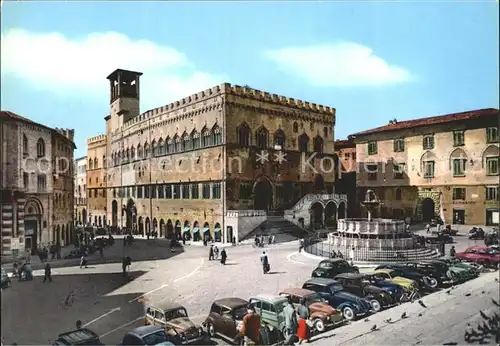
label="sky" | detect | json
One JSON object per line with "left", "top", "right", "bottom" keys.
{"left": 1, "top": 1, "right": 499, "bottom": 158}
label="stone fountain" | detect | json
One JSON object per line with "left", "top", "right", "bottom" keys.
{"left": 361, "top": 190, "right": 381, "bottom": 223}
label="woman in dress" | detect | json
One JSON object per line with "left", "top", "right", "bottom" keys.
{"left": 296, "top": 298, "right": 310, "bottom": 344}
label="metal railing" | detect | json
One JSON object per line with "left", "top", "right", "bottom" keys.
{"left": 303, "top": 236, "right": 437, "bottom": 262}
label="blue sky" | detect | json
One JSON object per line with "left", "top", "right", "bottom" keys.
{"left": 2, "top": 1, "right": 498, "bottom": 157}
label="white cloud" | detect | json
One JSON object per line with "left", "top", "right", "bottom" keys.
{"left": 1, "top": 29, "right": 226, "bottom": 107}
{"left": 264, "top": 43, "right": 412, "bottom": 87}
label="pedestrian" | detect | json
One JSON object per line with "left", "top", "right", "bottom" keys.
{"left": 220, "top": 248, "right": 227, "bottom": 265}
{"left": 209, "top": 245, "right": 214, "bottom": 261}
{"left": 350, "top": 247, "right": 355, "bottom": 266}
{"left": 283, "top": 297, "right": 298, "bottom": 344}
{"left": 426, "top": 224, "right": 431, "bottom": 234}
{"left": 296, "top": 298, "right": 310, "bottom": 344}
{"left": 260, "top": 251, "right": 270, "bottom": 274}
{"left": 213, "top": 246, "right": 219, "bottom": 260}
{"left": 449, "top": 245, "right": 456, "bottom": 257}
{"left": 237, "top": 304, "right": 261, "bottom": 345}
{"left": 80, "top": 255, "right": 88, "bottom": 268}
{"left": 43, "top": 263, "right": 52, "bottom": 283}
{"left": 299, "top": 239, "right": 304, "bottom": 253}
{"left": 76, "top": 320, "right": 82, "bottom": 329}
{"left": 122, "top": 257, "right": 127, "bottom": 278}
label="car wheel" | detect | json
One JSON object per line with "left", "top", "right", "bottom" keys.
{"left": 370, "top": 299, "right": 382, "bottom": 312}
{"left": 313, "top": 318, "right": 326, "bottom": 333}
{"left": 423, "top": 276, "right": 438, "bottom": 288}
{"left": 410, "top": 291, "right": 421, "bottom": 301}
{"left": 206, "top": 322, "right": 215, "bottom": 337}
{"left": 342, "top": 307, "right": 355, "bottom": 321}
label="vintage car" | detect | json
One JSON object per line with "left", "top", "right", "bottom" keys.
{"left": 375, "top": 264, "right": 439, "bottom": 290}
{"left": 302, "top": 278, "right": 372, "bottom": 321}
{"left": 456, "top": 246, "right": 500, "bottom": 268}
{"left": 370, "top": 269, "right": 420, "bottom": 293}
{"left": 361, "top": 272, "right": 406, "bottom": 302}
{"left": 118, "top": 326, "right": 174, "bottom": 346}
{"left": 145, "top": 302, "right": 206, "bottom": 344}
{"left": 333, "top": 273, "right": 395, "bottom": 312}
{"left": 437, "top": 256, "right": 482, "bottom": 276}
{"left": 52, "top": 328, "right": 104, "bottom": 345}
{"left": 1, "top": 267, "right": 11, "bottom": 289}
{"left": 311, "top": 259, "right": 359, "bottom": 279}
{"left": 402, "top": 261, "right": 457, "bottom": 286}
{"left": 248, "top": 294, "right": 289, "bottom": 338}
{"left": 203, "top": 297, "right": 281, "bottom": 345}
{"left": 416, "top": 259, "right": 478, "bottom": 284}
{"left": 279, "top": 288, "right": 344, "bottom": 332}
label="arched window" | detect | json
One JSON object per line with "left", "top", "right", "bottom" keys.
{"left": 212, "top": 124, "right": 222, "bottom": 145}
{"left": 298, "top": 134, "right": 309, "bottom": 153}
{"left": 103, "top": 155, "right": 106, "bottom": 168}
{"left": 144, "top": 142, "right": 150, "bottom": 157}
{"left": 23, "top": 134, "right": 28, "bottom": 155}
{"left": 166, "top": 136, "right": 174, "bottom": 153}
{"left": 255, "top": 126, "right": 268, "bottom": 149}
{"left": 183, "top": 132, "right": 192, "bottom": 151}
{"left": 111, "top": 153, "right": 115, "bottom": 166}
{"left": 201, "top": 127, "right": 212, "bottom": 147}
{"left": 157, "top": 138, "right": 164, "bottom": 156}
{"left": 125, "top": 148, "right": 130, "bottom": 162}
{"left": 274, "top": 129, "right": 285, "bottom": 148}
{"left": 94, "top": 158, "right": 99, "bottom": 168}
{"left": 36, "top": 138, "right": 45, "bottom": 157}
{"left": 191, "top": 130, "right": 200, "bottom": 149}
{"left": 137, "top": 144, "right": 143, "bottom": 159}
{"left": 89, "top": 158, "right": 94, "bottom": 170}
{"left": 314, "top": 135, "right": 324, "bottom": 154}
{"left": 173, "top": 134, "right": 181, "bottom": 152}
{"left": 292, "top": 122, "right": 299, "bottom": 133}
{"left": 130, "top": 147, "right": 135, "bottom": 161}
{"left": 151, "top": 140, "right": 157, "bottom": 156}
{"left": 395, "top": 187, "right": 402, "bottom": 200}
{"left": 237, "top": 123, "right": 250, "bottom": 147}
{"left": 323, "top": 127, "right": 328, "bottom": 138}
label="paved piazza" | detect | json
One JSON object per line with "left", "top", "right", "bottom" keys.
{"left": 2, "top": 236, "right": 498, "bottom": 345}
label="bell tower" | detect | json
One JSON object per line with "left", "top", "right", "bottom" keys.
{"left": 106, "top": 69, "right": 142, "bottom": 131}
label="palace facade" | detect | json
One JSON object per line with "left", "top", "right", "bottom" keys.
{"left": 87, "top": 69, "right": 347, "bottom": 242}
{"left": 334, "top": 137, "right": 358, "bottom": 218}
{"left": 1, "top": 111, "right": 75, "bottom": 257}
{"left": 74, "top": 156, "right": 87, "bottom": 225}
{"left": 353, "top": 108, "right": 499, "bottom": 226}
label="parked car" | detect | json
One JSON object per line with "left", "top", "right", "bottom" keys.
{"left": 361, "top": 272, "right": 407, "bottom": 302}
{"left": 468, "top": 227, "right": 485, "bottom": 240}
{"left": 333, "top": 273, "right": 395, "bottom": 312}
{"left": 302, "top": 278, "right": 371, "bottom": 321}
{"left": 53, "top": 328, "right": 104, "bottom": 345}
{"left": 1, "top": 267, "right": 11, "bottom": 289}
{"left": 370, "top": 269, "right": 420, "bottom": 294}
{"left": 311, "top": 259, "right": 359, "bottom": 279}
{"left": 402, "top": 261, "right": 456, "bottom": 286}
{"left": 118, "top": 326, "right": 175, "bottom": 345}
{"left": 425, "top": 232, "right": 453, "bottom": 244}
{"left": 435, "top": 257, "right": 481, "bottom": 281}
{"left": 248, "top": 294, "right": 289, "bottom": 338}
{"left": 145, "top": 302, "right": 206, "bottom": 344}
{"left": 442, "top": 225, "right": 458, "bottom": 236}
{"left": 456, "top": 246, "right": 500, "bottom": 269}
{"left": 375, "top": 264, "right": 438, "bottom": 290}
{"left": 485, "top": 230, "right": 499, "bottom": 246}
{"left": 279, "top": 288, "right": 344, "bottom": 333}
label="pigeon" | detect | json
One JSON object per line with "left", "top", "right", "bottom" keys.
{"left": 479, "top": 310, "right": 489, "bottom": 320}
{"left": 418, "top": 300, "right": 427, "bottom": 308}
{"left": 465, "top": 293, "right": 472, "bottom": 297}
{"left": 370, "top": 325, "right": 377, "bottom": 331}
{"left": 481, "top": 291, "right": 485, "bottom": 294}
{"left": 495, "top": 277, "right": 498, "bottom": 282}
{"left": 401, "top": 312, "right": 407, "bottom": 319}
{"left": 492, "top": 299, "right": 500, "bottom": 307}
{"left": 418, "top": 313, "right": 423, "bottom": 317}
{"left": 446, "top": 289, "right": 452, "bottom": 294}
{"left": 364, "top": 318, "right": 370, "bottom": 322}
{"left": 384, "top": 318, "right": 392, "bottom": 323}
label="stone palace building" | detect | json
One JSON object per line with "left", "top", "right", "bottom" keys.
{"left": 353, "top": 108, "right": 499, "bottom": 226}
{"left": 86, "top": 69, "right": 348, "bottom": 242}
{"left": 0, "top": 111, "right": 75, "bottom": 257}
{"left": 74, "top": 156, "right": 87, "bottom": 226}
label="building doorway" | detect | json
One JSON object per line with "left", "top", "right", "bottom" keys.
{"left": 421, "top": 198, "right": 435, "bottom": 222}
{"left": 486, "top": 209, "right": 499, "bottom": 226}
{"left": 253, "top": 178, "right": 273, "bottom": 211}
{"left": 111, "top": 200, "right": 118, "bottom": 227}
{"left": 452, "top": 209, "right": 465, "bottom": 225}
{"left": 126, "top": 199, "right": 136, "bottom": 230}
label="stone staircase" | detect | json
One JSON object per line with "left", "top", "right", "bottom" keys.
{"left": 240, "top": 214, "right": 313, "bottom": 243}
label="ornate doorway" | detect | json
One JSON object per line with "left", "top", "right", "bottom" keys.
{"left": 422, "top": 198, "right": 435, "bottom": 222}
{"left": 253, "top": 178, "right": 273, "bottom": 211}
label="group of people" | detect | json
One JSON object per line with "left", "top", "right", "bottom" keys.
{"left": 237, "top": 297, "right": 311, "bottom": 345}
{"left": 208, "top": 245, "right": 227, "bottom": 264}
{"left": 254, "top": 234, "right": 276, "bottom": 248}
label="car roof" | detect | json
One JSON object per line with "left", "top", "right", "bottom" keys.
{"left": 130, "top": 325, "right": 164, "bottom": 336}
{"left": 147, "top": 301, "right": 184, "bottom": 311}
{"left": 250, "top": 293, "right": 287, "bottom": 302}
{"left": 334, "top": 273, "right": 363, "bottom": 279}
{"left": 319, "top": 259, "right": 345, "bottom": 263}
{"left": 279, "top": 288, "right": 315, "bottom": 297}
{"left": 213, "top": 297, "right": 249, "bottom": 308}
{"left": 57, "top": 329, "right": 100, "bottom": 344}
{"left": 304, "top": 277, "right": 341, "bottom": 286}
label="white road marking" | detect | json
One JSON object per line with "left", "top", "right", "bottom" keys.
{"left": 173, "top": 258, "right": 204, "bottom": 282}
{"left": 83, "top": 307, "right": 121, "bottom": 327}
{"left": 287, "top": 251, "right": 306, "bottom": 265}
{"left": 100, "top": 317, "right": 143, "bottom": 337}
{"left": 128, "top": 284, "right": 169, "bottom": 303}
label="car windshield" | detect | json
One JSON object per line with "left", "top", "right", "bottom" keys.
{"left": 327, "top": 284, "right": 344, "bottom": 294}
{"left": 305, "top": 293, "right": 326, "bottom": 304}
{"left": 363, "top": 275, "right": 379, "bottom": 284}
{"left": 274, "top": 300, "right": 288, "bottom": 313}
{"left": 318, "top": 262, "right": 334, "bottom": 269}
{"left": 143, "top": 330, "right": 168, "bottom": 345}
{"left": 234, "top": 306, "right": 247, "bottom": 320}
{"left": 167, "top": 308, "right": 188, "bottom": 320}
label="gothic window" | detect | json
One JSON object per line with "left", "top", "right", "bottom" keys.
{"left": 314, "top": 136, "right": 324, "bottom": 153}
{"left": 23, "top": 134, "right": 28, "bottom": 156}
{"left": 130, "top": 147, "right": 135, "bottom": 161}
{"left": 292, "top": 122, "right": 299, "bottom": 133}
{"left": 212, "top": 124, "right": 222, "bottom": 145}
{"left": 103, "top": 155, "right": 107, "bottom": 167}
{"left": 191, "top": 130, "right": 200, "bottom": 149}
{"left": 36, "top": 138, "right": 45, "bottom": 157}
{"left": 94, "top": 158, "right": 99, "bottom": 168}
{"left": 255, "top": 126, "right": 268, "bottom": 150}
{"left": 89, "top": 158, "right": 94, "bottom": 170}
{"left": 323, "top": 127, "right": 328, "bottom": 138}
{"left": 237, "top": 123, "right": 250, "bottom": 147}
{"left": 201, "top": 127, "right": 212, "bottom": 147}
{"left": 298, "top": 134, "right": 309, "bottom": 153}
{"left": 274, "top": 129, "right": 285, "bottom": 148}
{"left": 137, "top": 144, "right": 143, "bottom": 159}
{"left": 157, "top": 138, "right": 164, "bottom": 155}
{"left": 151, "top": 140, "right": 157, "bottom": 156}
{"left": 183, "top": 132, "right": 192, "bottom": 151}
{"left": 167, "top": 136, "right": 174, "bottom": 153}
{"left": 173, "top": 134, "right": 181, "bottom": 152}
{"left": 144, "top": 142, "right": 150, "bottom": 158}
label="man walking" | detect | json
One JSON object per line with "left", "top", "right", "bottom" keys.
{"left": 283, "top": 297, "right": 298, "bottom": 344}
{"left": 43, "top": 263, "right": 52, "bottom": 283}
{"left": 260, "top": 251, "right": 269, "bottom": 274}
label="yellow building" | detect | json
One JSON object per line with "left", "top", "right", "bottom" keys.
{"left": 353, "top": 108, "right": 499, "bottom": 226}
{"left": 86, "top": 69, "right": 347, "bottom": 243}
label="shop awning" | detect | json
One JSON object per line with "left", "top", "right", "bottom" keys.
{"left": 183, "top": 227, "right": 190, "bottom": 233}
{"left": 214, "top": 228, "right": 221, "bottom": 233}
{"left": 193, "top": 227, "right": 200, "bottom": 233}
{"left": 203, "top": 227, "right": 210, "bottom": 233}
